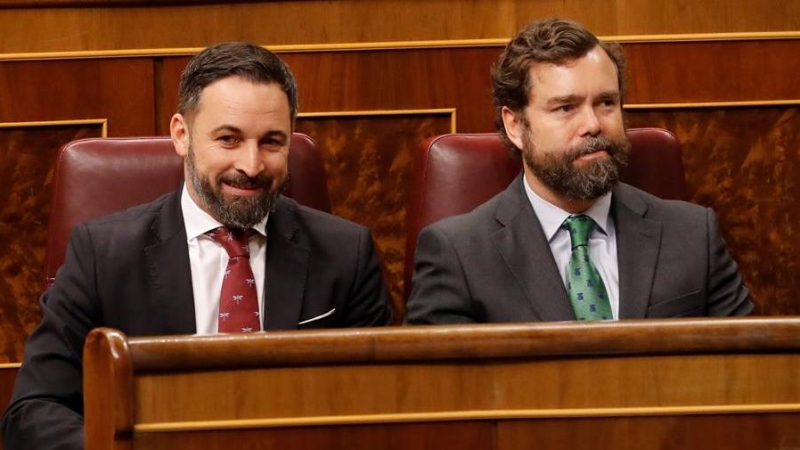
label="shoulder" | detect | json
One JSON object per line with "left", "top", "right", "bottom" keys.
{"left": 77, "top": 191, "right": 180, "bottom": 245}
{"left": 421, "top": 178, "right": 518, "bottom": 241}
{"left": 613, "top": 182, "right": 708, "bottom": 222}
{"left": 83, "top": 191, "right": 176, "bottom": 228}
{"left": 430, "top": 197, "right": 502, "bottom": 235}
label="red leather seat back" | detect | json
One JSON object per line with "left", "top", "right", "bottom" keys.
{"left": 404, "top": 127, "right": 687, "bottom": 299}
{"left": 44, "top": 133, "right": 330, "bottom": 288}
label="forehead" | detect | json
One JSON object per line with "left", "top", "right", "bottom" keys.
{"left": 193, "top": 76, "right": 291, "bottom": 127}
{"left": 528, "top": 46, "right": 619, "bottom": 102}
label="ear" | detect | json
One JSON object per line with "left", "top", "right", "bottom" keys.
{"left": 501, "top": 106, "right": 526, "bottom": 150}
{"left": 170, "top": 113, "right": 190, "bottom": 157}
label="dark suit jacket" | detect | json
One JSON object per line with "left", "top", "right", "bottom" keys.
{"left": 406, "top": 175, "right": 753, "bottom": 324}
{"left": 2, "top": 190, "right": 392, "bottom": 450}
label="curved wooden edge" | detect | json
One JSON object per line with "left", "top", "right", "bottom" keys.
{"left": 84, "top": 327, "right": 135, "bottom": 450}
{"left": 128, "top": 317, "right": 800, "bottom": 372}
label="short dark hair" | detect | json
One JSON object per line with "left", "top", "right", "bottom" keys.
{"left": 491, "top": 18, "right": 627, "bottom": 155}
{"left": 178, "top": 42, "right": 298, "bottom": 124}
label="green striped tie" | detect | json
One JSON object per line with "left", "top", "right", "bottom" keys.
{"left": 563, "top": 215, "right": 612, "bottom": 321}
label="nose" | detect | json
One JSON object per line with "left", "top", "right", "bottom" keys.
{"left": 579, "top": 106, "right": 602, "bottom": 138}
{"left": 236, "top": 140, "right": 264, "bottom": 178}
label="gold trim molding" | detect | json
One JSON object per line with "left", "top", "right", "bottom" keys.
{"left": 135, "top": 403, "right": 800, "bottom": 433}
{"left": 0, "top": 119, "right": 108, "bottom": 136}
{"left": 299, "top": 108, "right": 457, "bottom": 133}
{"left": 1, "top": 31, "right": 800, "bottom": 61}
{"left": 0, "top": 363, "right": 21, "bottom": 369}
{"left": 625, "top": 100, "right": 800, "bottom": 109}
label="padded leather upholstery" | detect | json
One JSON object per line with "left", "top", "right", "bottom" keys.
{"left": 404, "top": 127, "right": 688, "bottom": 299}
{"left": 44, "top": 133, "right": 330, "bottom": 288}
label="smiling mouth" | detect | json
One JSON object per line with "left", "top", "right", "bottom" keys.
{"left": 222, "top": 181, "right": 267, "bottom": 196}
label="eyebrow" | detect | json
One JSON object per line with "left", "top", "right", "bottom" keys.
{"left": 545, "top": 95, "right": 584, "bottom": 107}
{"left": 596, "top": 91, "right": 621, "bottom": 102}
{"left": 545, "top": 91, "right": 621, "bottom": 107}
{"left": 211, "top": 125, "right": 243, "bottom": 135}
{"left": 211, "top": 125, "right": 289, "bottom": 143}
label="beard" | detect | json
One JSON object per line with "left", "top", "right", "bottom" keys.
{"left": 186, "top": 142, "right": 283, "bottom": 229}
{"left": 521, "top": 129, "right": 630, "bottom": 201}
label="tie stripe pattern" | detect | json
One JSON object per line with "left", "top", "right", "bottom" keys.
{"left": 206, "top": 227, "right": 261, "bottom": 333}
{"left": 562, "top": 215, "right": 612, "bottom": 321}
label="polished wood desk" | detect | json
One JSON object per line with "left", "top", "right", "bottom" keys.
{"left": 84, "top": 318, "right": 800, "bottom": 450}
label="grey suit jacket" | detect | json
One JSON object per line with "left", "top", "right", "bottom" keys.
{"left": 2, "top": 190, "right": 392, "bottom": 450}
{"left": 406, "top": 175, "right": 753, "bottom": 324}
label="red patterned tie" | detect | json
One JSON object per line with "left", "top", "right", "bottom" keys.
{"left": 206, "top": 227, "right": 261, "bottom": 333}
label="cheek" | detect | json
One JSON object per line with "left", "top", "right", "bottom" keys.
{"left": 202, "top": 158, "right": 233, "bottom": 180}
{"left": 263, "top": 152, "right": 289, "bottom": 177}
{"left": 600, "top": 110, "right": 625, "bottom": 132}
{"left": 192, "top": 145, "right": 229, "bottom": 173}
{"left": 530, "top": 120, "right": 573, "bottom": 151}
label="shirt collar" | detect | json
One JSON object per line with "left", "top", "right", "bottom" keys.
{"left": 523, "top": 176, "right": 612, "bottom": 242}
{"left": 180, "top": 184, "right": 268, "bottom": 240}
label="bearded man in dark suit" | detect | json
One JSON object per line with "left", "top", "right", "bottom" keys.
{"left": 406, "top": 19, "right": 752, "bottom": 324}
{"left": 3, "top": 42, "right": 392, "bottom": 450}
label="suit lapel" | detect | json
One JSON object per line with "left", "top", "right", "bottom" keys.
{"left": 144, "top": 191, "right": 197, "bottom": 334}
{"left": 263, "top": 197, "right": 310, "bottom": 331}
{"left": 492, "top": 176, "right": 575, "bottom": 321}
{"left": 613, "top": 184, "right": 662, "bottom": 319}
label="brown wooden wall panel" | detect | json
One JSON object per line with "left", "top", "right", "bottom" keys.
{"left": 1, "top": 0, "right": 800, "bottom": 54}
{"left": 0, "top": 58, "right": 156, "bottom": 136}
{"left": 295, "top": 113, "right": 453, "bottom": 319}
{"left": 132, "top": 353, "right": 800, "bottom": 423}
{"left": 623, "top": 40, "right": 800, "bottom": 103}
{"left": 131, "top": 414, "right": 800, "bottom": 450}
{"left": 154, "top": 57, "right": 186, "bottom": 135}
{"left": 134, "top": 421, "right": 492, "bottom": 450}
{"left": 283, "top": 49, "right": 496, "bottom": 132}
{"left": 626, "top": 106, "right": 800, "bottom": 317}
{"left": 0, "top": 366, "right": 15, "bottom": 450}
{"left": 0, "top": 366, "right": 18, "bottom": 420}
{"left": 497, "top": 414, "right": 800, "bottom": 449}
{"left": 0, "top": 123, "right": 105, "bottom": 362}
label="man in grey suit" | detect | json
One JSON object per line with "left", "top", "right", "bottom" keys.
{"left": 406, "top": 18, "right": 753, "bottom": 324}
{"left": 2, "top": 42, "right": 392, "bottom": 450}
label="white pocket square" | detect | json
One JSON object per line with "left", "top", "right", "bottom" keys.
{"left": 298, "top": 308, "right": 336, "bottom": 325}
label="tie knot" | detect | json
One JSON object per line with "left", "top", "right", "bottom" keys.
{"left": 206, "top": 227, "right": 252, "bottom": 258}
{"left": 563, "top": 215, "right": 596, "bottom": 249}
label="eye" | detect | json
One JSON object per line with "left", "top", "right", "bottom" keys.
{"left": 598, "top": 96, "right": 619, "bottom": 108}
{"left": 260, "top": 136, "right": 287, "bottom": 151}
{"left": 554, "top": 104, "right": 575, "bottom": 113}
{"left": 217, "top": 135, "right": 240, "bottom": 147}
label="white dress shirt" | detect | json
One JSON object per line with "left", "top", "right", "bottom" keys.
{"left": 180, "top": 185, "right": 268, "bottom": 334}
{"left": 523, "top": 177, "right": 620, "bottom": 320}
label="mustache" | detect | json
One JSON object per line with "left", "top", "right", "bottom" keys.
{"left": 219, "top": 172, "right": 273, "bottom": 190}
{"left": 565, "top": 136, "right": 620, "bottom": 162}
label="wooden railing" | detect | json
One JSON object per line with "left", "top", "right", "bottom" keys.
{"left": 84, "top": 318, "right": 800, "bottom": 449}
